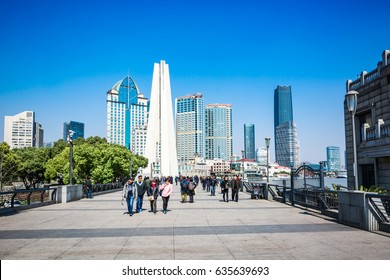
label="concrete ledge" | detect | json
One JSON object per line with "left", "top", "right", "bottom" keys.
{"left": 55, "top": 185, "right": 83, "bottom": 203}
{"left": 338, "top": 191, "right": 379, "bottom": 231}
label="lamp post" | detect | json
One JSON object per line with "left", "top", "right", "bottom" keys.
{"left": 345, "top": 90, "right": 359, "bottom": 190}
{"left": 130, "top": 155, "right": 133, "bottom": 178}
{"left": 67, "top": 130, "right": 74, "bottom": 185}
{"left": 241, "top": 150, "right": 245, "bottom": 180}
{"left": 265, "top": 137, "right": 271, "bottom": 184}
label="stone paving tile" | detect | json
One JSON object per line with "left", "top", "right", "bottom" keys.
{"left": 1, "top": 186, "right": 390, "bottom": 260}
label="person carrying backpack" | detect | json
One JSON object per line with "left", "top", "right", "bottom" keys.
{"left": 188, "top": 177, "right": 197, "bottom": 203}
{"left": 180, "top": 176, "right": 189, "bottom": 203}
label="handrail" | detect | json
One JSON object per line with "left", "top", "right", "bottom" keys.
{"left": 366, "top": 193, "right": 390, "bottom": 223}
{"left": 0, "top": 187, "right": 57, "bottom": 209}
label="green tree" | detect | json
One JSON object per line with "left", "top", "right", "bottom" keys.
{"left": 49, "top": 139, "right": 68, "bottom": 159}
{"left": 0, "top": 143, "right": 21, "bottom": 190}
{"left": 13, "top": 147, "right": 50, "bottom": 188}
{"left": 85, "top": 136, "right": 108, "bottom": 145}
{"left": 45, "top": 147, "right": 69, "bottom": 184}
{"left": 44, "top": 139, "right": 148, "bottom": 184}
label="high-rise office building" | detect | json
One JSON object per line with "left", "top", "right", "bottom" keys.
{"left": 4, "top": 111, "right": 43, "bottom": 149}
{"left": 63, "top": 121, "right": 84, "bottom": 142}
{"left": 145, "top": 60, "right": 178, "bottom": 176}
{"left": 106, "top": 75, "right": 149, "bottom": 155}
{"left": 274, "top": 85, "right": 299, "bottom": 168}
{"left": 34, "top": 122, "right": 44, "bottom": 148}
{"left": 256, "top": 147, "right": 267, "bottom": 165}
{"left": 244, "top": 124, "right": 255, "bottom": 160}
{"left": 275, "top": 121, "right": 299, "bottom": 167}
{"left": 175, "top": 93, "right": 205, "bottom": 173}
{"left": 326, "top": 146, "right": 341, "bottom": 172}
{"left": 205, "top": 104, "right": 233, "bottom": 161}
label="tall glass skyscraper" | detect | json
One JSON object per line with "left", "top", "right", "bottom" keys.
{"left": 106, "top": 76, "right": 148, "bottom": 155}
{"left": 175, "top": 93, "right": 205, "bottom": 168}
{"left": 244, "top": 124, "right": 255, "bottom": 160}
{"left": 274, "top": 86, "right": 293, "bottom": 127}
{"left": 205, "top": 104, "right": 233, "bottom": 161}
{"left": 63, "top": 121, "right": 84, "bottom": 142}
{"left": 327, "top": 146, "right": 341, "bottom": 172}
{"left": 274, "top": 85, "right": 299, "bottom": 168}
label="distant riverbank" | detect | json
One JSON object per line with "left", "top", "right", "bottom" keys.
{"left": 255, "top": 177, "right": 348, "bottom": 189}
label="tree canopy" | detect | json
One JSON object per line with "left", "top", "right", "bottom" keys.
{"left": 0, "top": 143, "right": 20, "bottom": 190}
{"left": 1, "top": 137, "right": 148, "bottom": 188}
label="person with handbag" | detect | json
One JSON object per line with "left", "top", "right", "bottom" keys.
{"left": 147, "top": 178, "right": 159, "bottom": 214}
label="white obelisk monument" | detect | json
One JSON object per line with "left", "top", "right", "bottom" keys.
{"left": 144, "top": 60, "right": 178, "bottom": 177}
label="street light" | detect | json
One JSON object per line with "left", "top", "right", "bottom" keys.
{"left": 345, "top": 90, "right": 359, "bottom": 190}
{"left": 67, "top": 130, "right": 74, "bottom": 185}
{"left": 265, "top": 137, "right": 271, "bottom": 184}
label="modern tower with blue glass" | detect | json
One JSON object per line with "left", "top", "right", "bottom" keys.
{"left": 244, "top": 124, "right": 255, "bottom": 160}
{"left": 106, "top": 76, "right": 149, "bottom": 155}
{"left": 274, "top": 85, "right": 300, "bottom": 168}
{"left": 326, "top": 146, "right": 341, "bottom": 172}
{"left": 205, "top": 104, "right": 233, "bottom": 161}
{"left": 175, "top": 93, "right": 205, "bottom": 170}
{"left": 63, "top": 121, "right": 84, "bottom": 142}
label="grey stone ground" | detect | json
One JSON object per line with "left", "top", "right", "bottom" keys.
{"left": 1, "top": 185, "right": 389, "bottom": 260}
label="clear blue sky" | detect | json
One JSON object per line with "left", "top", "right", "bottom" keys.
{"left": 1, "top": 0, "right": 389, "bottom": 164}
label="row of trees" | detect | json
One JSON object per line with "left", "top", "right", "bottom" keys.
{"left": 0, "top": 137, "right": 148, "bottom": 190}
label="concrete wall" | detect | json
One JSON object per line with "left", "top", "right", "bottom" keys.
{"left": 55, "top": 185, "right": 83, "bottom": 203}
{"left": 338, "top": 191, "right": 379, "bottom": 231}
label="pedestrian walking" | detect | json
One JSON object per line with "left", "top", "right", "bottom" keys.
{"left": 210, "top": 175, "right": 217, "bottom": 196}
{"left": 147, "top": 178, "right": 159, "bottom": 214}
{"left": 201, "top": 177, "right": 206, "bottom": 191}
{"left": 85, "top": 177, "right": 93, "bottom": 199}
{"left": 121, "top": 178, "right": 137, "bottom": 216}
{"left": 160, "top": 178, "right": 173, "bottom": 214}
{"left": 206, "top": 176, "right": 211, "bottom": 192}
{"left": 188, "top": 178, "right": 197, "bottom": 203}
{"left": 135, "top": 175, "right": 147, "bottom": 213}
{"left": 180, "top": 176, "right": 188, "bottom": 203}
{"left": 230, "top": 175, "right": 240, "bottom": 202}
{"left": 220, "top": 176, "right": 230, "bottom": 202}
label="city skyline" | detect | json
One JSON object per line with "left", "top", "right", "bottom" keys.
{"left": 1, "top": 0, "right": 389, "bottom": 164}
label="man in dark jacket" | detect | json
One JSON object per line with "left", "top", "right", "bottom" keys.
{"left": 230, "top": 175, "right": 240, "bottom": 202}
{"left": 180, "top": 176, "right": 189, "bottom": 203}
{"left": 136, "top": 175, "right": 147, "bottom": 213}
{"left": 220, "top": 176, "right": 229, "bottom": 202}
{"left": 210, "top": 175, "right": 218, "bottom": 196}
{"left": 85, "top": 177, "right": 93, "bottom": 199}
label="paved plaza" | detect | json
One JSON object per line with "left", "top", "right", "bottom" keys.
{"left": 0, "top": 185, "right": 389, "bottom": 260}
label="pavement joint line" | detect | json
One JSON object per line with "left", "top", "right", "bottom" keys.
{"left": 172, "top": 197, "right": 181, "bottom": 260}
{"left": 114, "top": 212, "right": 145, "bottom": 260}
{"left": 200, "top": 191, "right": 236, "bottom": 260}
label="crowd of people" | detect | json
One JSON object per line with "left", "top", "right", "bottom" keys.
{"left": 121, "top": 174, "right": 244, "bottom": 216}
